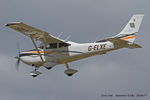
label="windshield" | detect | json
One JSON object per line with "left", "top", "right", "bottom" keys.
{"left": 38, "top": 43, "right": 44, "bottom": 49}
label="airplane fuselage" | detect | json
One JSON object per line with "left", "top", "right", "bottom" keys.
{"left": 19, "top": 41, "right": 116, "bottom": 67}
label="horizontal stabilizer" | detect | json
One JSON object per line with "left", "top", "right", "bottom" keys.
{"left": 106, "top": 38, "right": 128, "bottom": 48}
{"left": 127, "top": 43, "right": 142, "bottom": 49}
{"left": 106, "top": 38, "right": 142, "bottom": 49}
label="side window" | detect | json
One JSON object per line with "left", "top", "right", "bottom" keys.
{"left": 96, "top": 39, "right": 107, "bottom": 43}
{"left": 50, "top": 43, "right": 57, "bottom": 48}
{"left": 46, "top": 43, "right": 57, "bottom": 49}
{"left": 59, "top": 43, "right": 69, "bottom": 48}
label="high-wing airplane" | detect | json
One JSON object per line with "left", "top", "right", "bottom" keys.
{"left": 5, "top": 14, "right": 144, "bottom": 77}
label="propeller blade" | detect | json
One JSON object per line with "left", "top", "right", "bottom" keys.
{"left": 16, "top": 57, "right": 20, "bottom": 70}
{"left": 15, "top": 41, "right": 21, "bottom": 70}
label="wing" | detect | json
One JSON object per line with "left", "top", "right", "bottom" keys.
{"left": 5, "top": 22, "right": 70, "bottom": 45}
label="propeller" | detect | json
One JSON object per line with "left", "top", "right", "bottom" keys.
{"left": 15, "top": 56, "right": 20, "bottom": 70}
{"left": 15, "top": 41, "right": 21, "bottom": 70}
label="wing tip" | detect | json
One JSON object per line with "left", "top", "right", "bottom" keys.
{"left": 5, "top": 22, "right": 22, "bottom": 27}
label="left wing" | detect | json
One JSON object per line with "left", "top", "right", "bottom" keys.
{"left": 5, "top": 22, "right": 70, "bottom": 45}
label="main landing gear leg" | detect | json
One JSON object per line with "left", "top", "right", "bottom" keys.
{"left": 64, "top": 63, "right": 78, "bottom": 77}
{"left": 30, "top": 67, "right": 42, "bottom": 77}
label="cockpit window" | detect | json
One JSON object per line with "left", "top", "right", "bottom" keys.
{"left": 46, "top": 43, "right": 57, "bottom": 49}
{"left": 39, "top": 43, "right": 57, "bottom": 49}
{"left": 39, "top": 43, "right": 69, "bottom": 49}
{"left": 59, "top": 43, "right": 69, "bottom": 48}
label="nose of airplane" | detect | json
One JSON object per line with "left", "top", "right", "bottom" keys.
{"left": 14, "top": 54, "right": 21, "bottom": 70}
{"left": 15, "top": 55, "right": 19, "bottom": 59}
{"left": 15, "top": 53, "right": 22, "bottom": 59}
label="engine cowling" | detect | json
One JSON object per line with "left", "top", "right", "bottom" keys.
{"left": 43, "top": 62, "right": 57, "bottom": 69}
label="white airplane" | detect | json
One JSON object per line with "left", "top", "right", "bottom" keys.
{"left": 5, "top": 14, "right": 144, "bottom": 77}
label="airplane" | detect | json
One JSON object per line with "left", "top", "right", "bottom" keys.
{"left": 5, "top": 14, "right": 144, "bottom": 77}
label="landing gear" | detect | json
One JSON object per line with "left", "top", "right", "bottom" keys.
{"left": 64, "top": 63, "right": 78, "bottom": 77}
{"left": 64, "top": 69, "right": 78, "bottom": 76}
{"left": 30, "top": 67, "right": 42, "bottom": 77}
{"left": 45, "top": 67, "right": 52, "bottom": 70}
{"left": 29, "top": 63, "right": 77, "bottom": 77}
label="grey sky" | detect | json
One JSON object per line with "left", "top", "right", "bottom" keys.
{"left": 0, "top": 0, "right": 149, "bottom": 100}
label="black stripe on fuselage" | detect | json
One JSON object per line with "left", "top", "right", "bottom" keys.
{"left": 19, "top": 53, "right": 40, "bottom": 57}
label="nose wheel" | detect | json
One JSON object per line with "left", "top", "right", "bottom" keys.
{"left": 64, "top": 63, "right": 78, "bottom": 77}
{"left": 30, "top": 67, "right": 42, "bottom": 77}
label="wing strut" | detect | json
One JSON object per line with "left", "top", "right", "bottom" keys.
{"left": 30, "top": 36, "right": 44, "bottom": 63}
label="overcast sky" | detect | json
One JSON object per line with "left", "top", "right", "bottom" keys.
{"left": 0, "top": 0, "right": 149, "bottom": 100}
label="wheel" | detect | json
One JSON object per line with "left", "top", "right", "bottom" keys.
{"left": 30, "top": 70, "right": 42, "bottom": 77}
{"left": 67, "top": 74, "right": 73, "bottom": 77}
{"left": 32, "top": 75, "right": 37, "bottom": 77}
{"left": 64, "top": 69, "right": 78, "bottom": 77}
{"left": 46, "top": 67, "right": 52, "bottom": 70}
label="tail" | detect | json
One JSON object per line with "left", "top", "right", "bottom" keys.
{"left": 115, "top": 14, "right": 144, "bottom": 43}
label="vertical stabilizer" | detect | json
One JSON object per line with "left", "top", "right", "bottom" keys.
{"left": 115, "top": 14, "right": 144, "bottom": 43}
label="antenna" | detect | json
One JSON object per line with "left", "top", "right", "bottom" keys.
{"left": 57, "top": 32, "right": 63, "bottom": 38}
{"left": 94, "top": 33, "right": 106, "bottom": 43}
{"left": 65, "top": 35, "right": 71, "bottom": 42}
{"left": 15, "top": 40, "right": 21, "bottom": 70}
{"left": 94, "top": 34, "right": 102, "bottom": 43}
